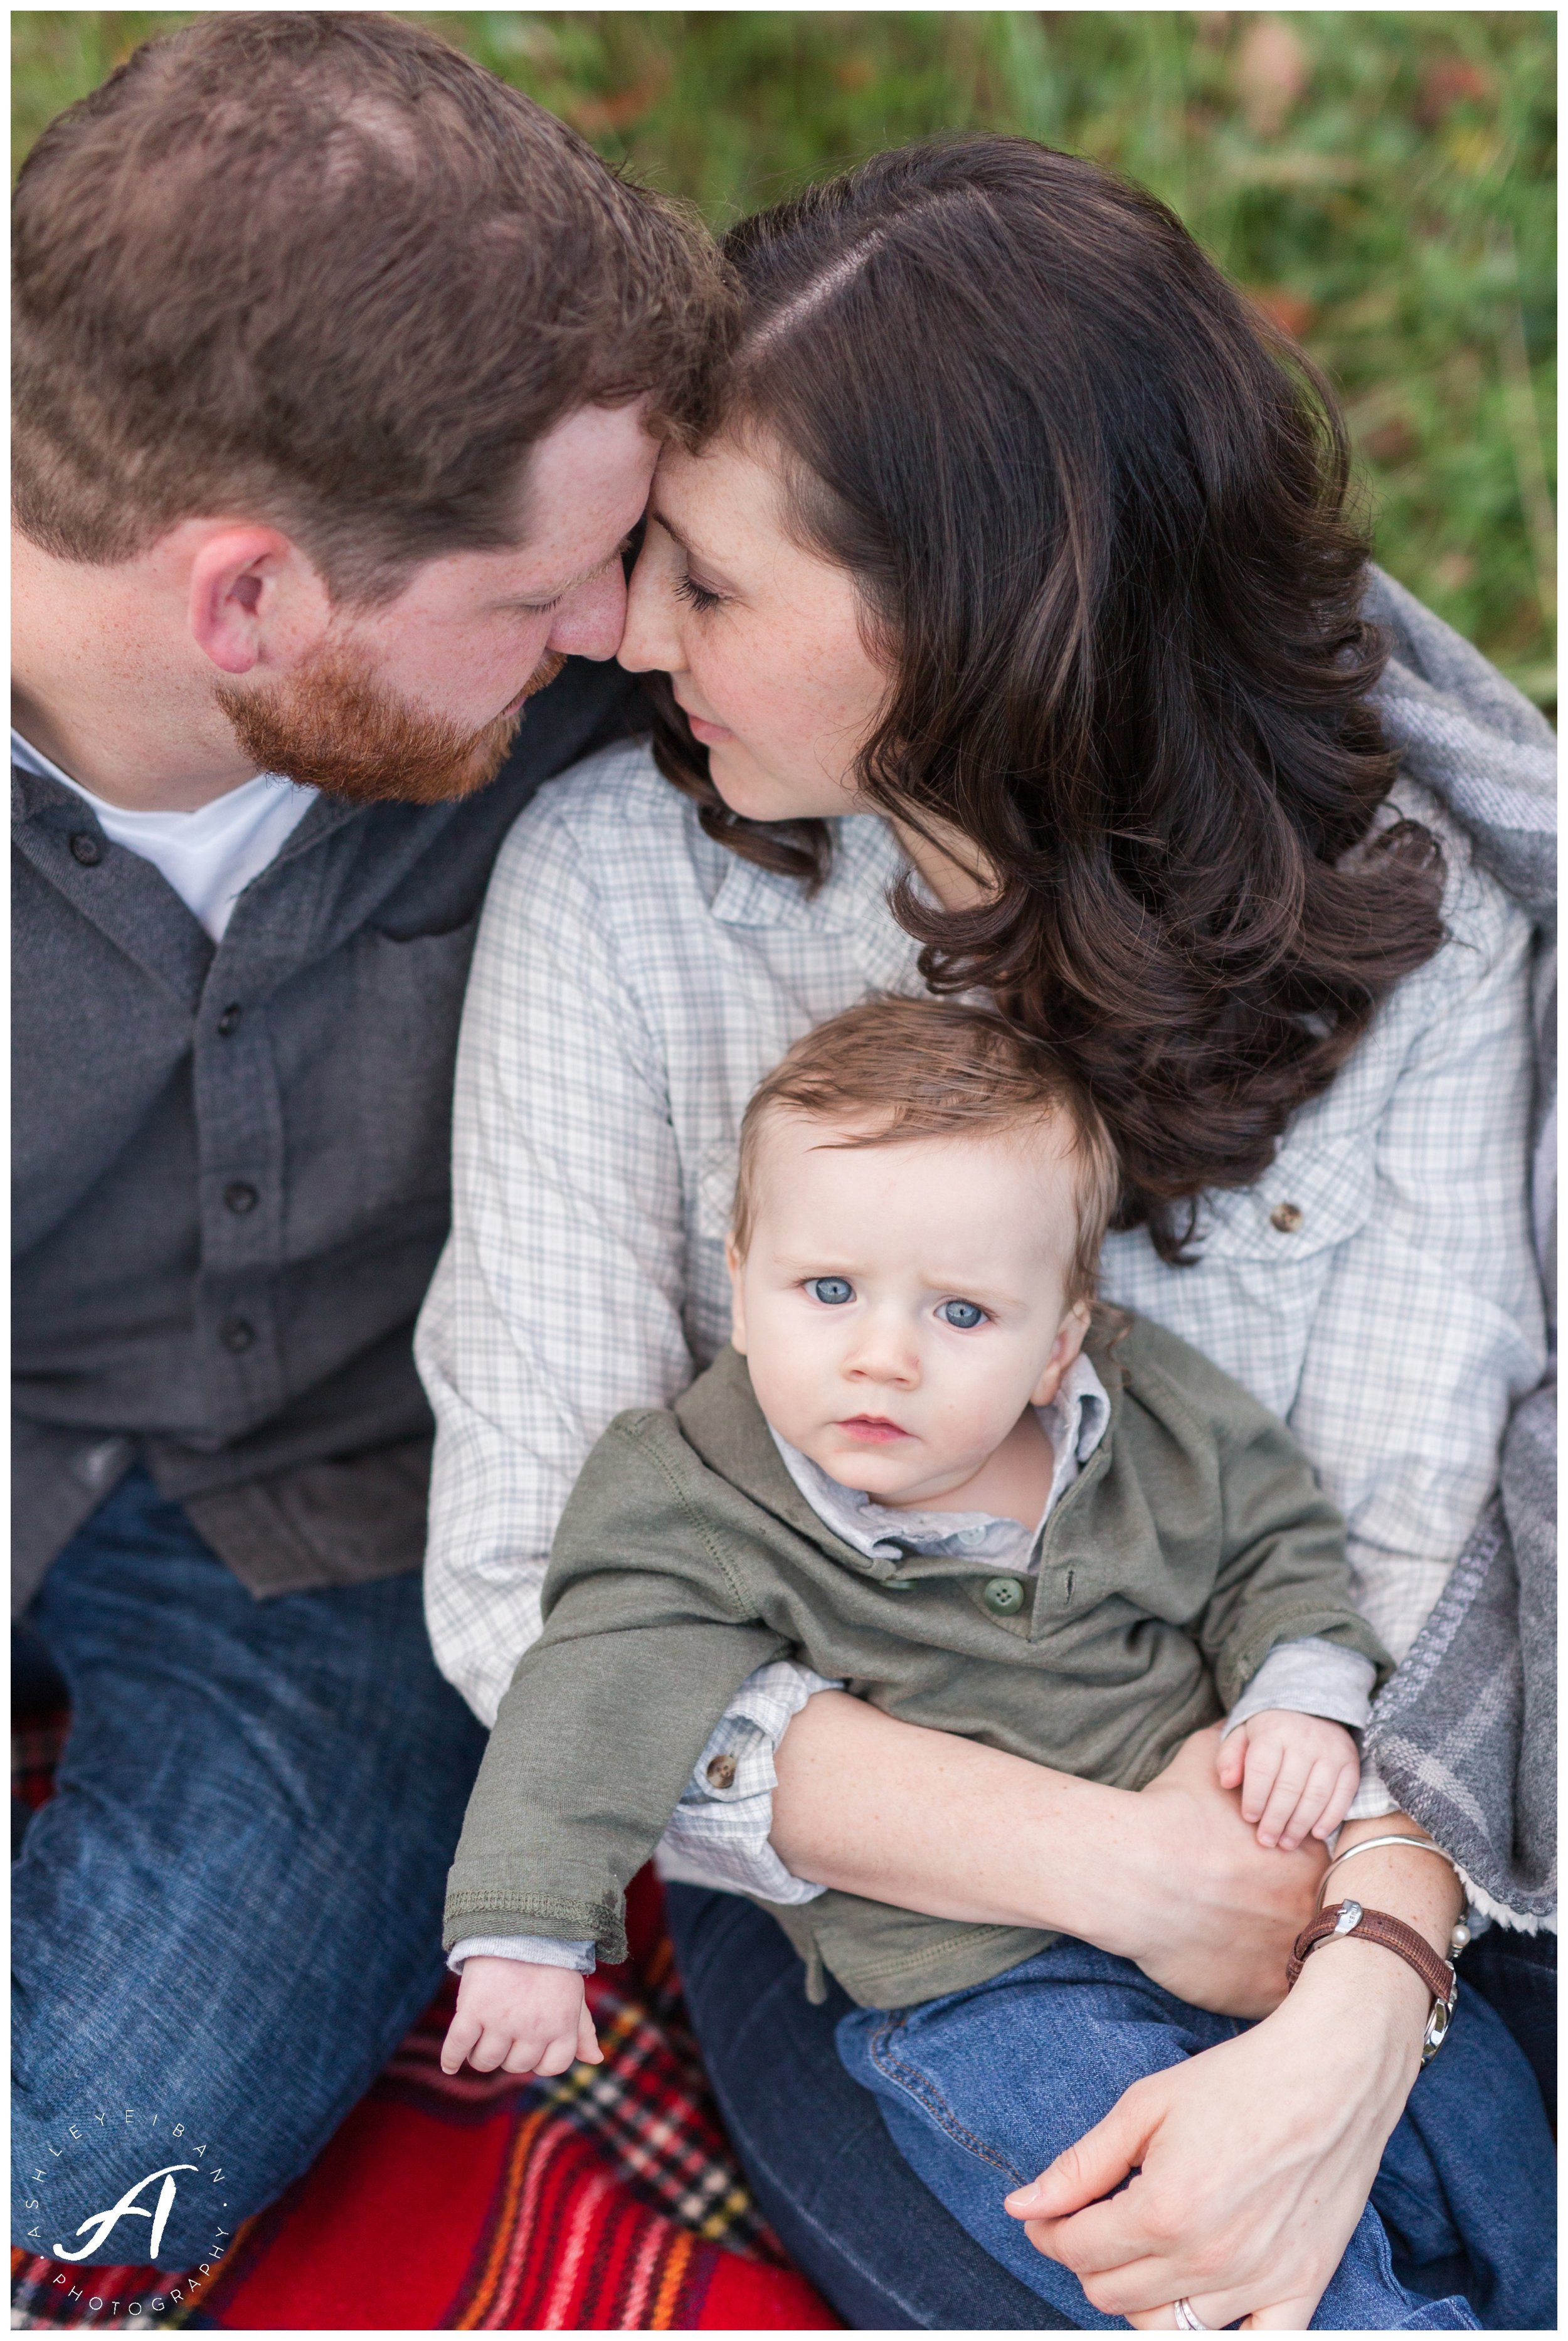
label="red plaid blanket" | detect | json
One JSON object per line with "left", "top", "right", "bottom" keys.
{"left": 13, "top": 1713, "right": 839, "bottom": 2331}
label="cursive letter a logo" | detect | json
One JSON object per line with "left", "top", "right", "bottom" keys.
{"left": 53, "top": 2164, "right": 198, "bottom": 2261}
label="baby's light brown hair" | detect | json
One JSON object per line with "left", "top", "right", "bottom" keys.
{"left": 732, "top": 997, "right": 1121, "bottom": 1306}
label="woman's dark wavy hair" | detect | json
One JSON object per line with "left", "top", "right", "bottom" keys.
{"left": 648, "top": 135, "right": 1446, "bottom": 1263}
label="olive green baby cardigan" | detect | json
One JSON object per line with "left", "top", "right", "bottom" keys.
{"left": 443, "top": 1314, "right": 1389, "bottom": 2007}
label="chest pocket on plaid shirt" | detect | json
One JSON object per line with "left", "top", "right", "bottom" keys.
{"left": 1198, "top": 1131, "right": 1377, "bottom": 1263}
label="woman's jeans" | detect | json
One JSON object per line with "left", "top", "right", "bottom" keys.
{"left": 13, "top": 1468, "right": 486, "bottom": 2268}
{"left": 837, "top": 1940, "right": 1554, "bottom": 2332}
{"left": 665, "top": 1887, "right": 1557, "bottom": 2333}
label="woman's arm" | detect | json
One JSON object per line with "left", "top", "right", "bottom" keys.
{"left": 1005, "top": 1817, "right": 1461, "bottom": 2330}
{"left": 1285, "top": 809, "right": 1542, "bottom": 1710}
{"left": 771, "top": 1701, "right": 1326, "bottom": 2016}
{"left": 773, "top": 1712, "right": 1461, "bottom": 2322}
{"left": 418, "top": 778, "right": 699, "bottom": 1727}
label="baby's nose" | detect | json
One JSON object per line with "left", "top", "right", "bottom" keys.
{"left": 847, "top": 1328, "right": 920, "bottom": 1383}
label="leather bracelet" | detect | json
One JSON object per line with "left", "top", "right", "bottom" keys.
{"left": 1317, "top": 1834, "right": 1472, "bottom": 1959}
{"left": 1286, "top": 1900, "right": 1458, "bottom": 2062}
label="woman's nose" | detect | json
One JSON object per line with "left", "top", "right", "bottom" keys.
{"left": 617, "top": 543, "right": 684, "bottom": 676}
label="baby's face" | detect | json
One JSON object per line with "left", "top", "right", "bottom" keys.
{"left": 728, "top": 1112, "right": 1090, "bottom": 1508}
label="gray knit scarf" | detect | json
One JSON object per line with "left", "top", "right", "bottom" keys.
{"left": 1360, "top": 570, "right": 1556, "bottom": 1931}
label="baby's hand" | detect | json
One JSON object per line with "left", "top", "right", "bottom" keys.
{"left": 440, "top": 1955, "right": 602, "bottom": 2078}
{"left": 1216, "top": 1710, "right": 1360, "bottom": 1852}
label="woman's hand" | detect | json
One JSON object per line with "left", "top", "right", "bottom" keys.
{"left": 1127, "top": 1726, "right": 1326, "bottom": 2015}
{"left": 1003, "top": 1823, "right": 1461, "bottom": 2328}
{"left": 770, "top": 1699, "right": 1324, "bottom": 2019}
{"left": 1004, "top": 1935, "right": 1429, "bottom": 2328}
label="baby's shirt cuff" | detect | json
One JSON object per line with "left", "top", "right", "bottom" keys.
{"left": 655, "top": 1656, "right": 844, "bottom": 1906}
{"left": 1222, "top": 1637, "right": 1377, "bottom": 1737}
{"left": 448, "top": 1934, "right": 596, "bottom": 1975}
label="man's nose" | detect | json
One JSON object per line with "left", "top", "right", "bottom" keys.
{"left": 548, "top": 561, "right": 627, "bottom": 664}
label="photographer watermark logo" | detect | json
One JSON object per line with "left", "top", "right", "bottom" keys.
{"left": 20, "top": 2106, "right": 235, "bottom": 2320}
{"left": 55, "top": 2163, "right": 196, "bottom": 2261}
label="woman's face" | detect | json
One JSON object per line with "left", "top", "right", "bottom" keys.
{"left": 618, "top": 431, "right": 890, "bottom": 824}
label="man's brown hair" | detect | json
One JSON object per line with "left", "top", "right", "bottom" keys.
{"left": 13, "top": 11, "right": 733, "bottom": 602}
{"left": 732, "top": 996, "right": 1120, "bottom": 1305}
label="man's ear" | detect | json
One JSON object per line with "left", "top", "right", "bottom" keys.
{"left": 725, "top": 1233, "right": 748, "bottom": 1356}
{"left": 1032, "top": 1297, "right": 1091, "bottom": 1408}
{"left": 186, "top": 525, "right": 331, "bottom": 677}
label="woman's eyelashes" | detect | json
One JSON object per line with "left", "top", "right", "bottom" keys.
{"left": 805, "top": 1276, "right": 855, "bottom": 1306}
{"left": 674, "top": 571, "right": 725, "bottom": 614}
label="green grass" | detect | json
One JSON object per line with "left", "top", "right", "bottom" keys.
{"left": 13, "top": 10, "right": 1555, "bottom": 706}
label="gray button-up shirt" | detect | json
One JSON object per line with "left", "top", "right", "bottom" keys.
{"left": 12, "top": 659, "right": 640, "bottom": 1608}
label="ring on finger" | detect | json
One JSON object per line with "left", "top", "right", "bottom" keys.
{"left": 1172, "top": 2300, "right": 1212, "bottom": 2332}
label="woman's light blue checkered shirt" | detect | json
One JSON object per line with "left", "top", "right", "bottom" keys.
{"left": 418, "top": 738, "right": 1544, "bottom": 1892}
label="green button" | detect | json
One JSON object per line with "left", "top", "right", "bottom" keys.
{"left": 883, "top": 1575, "right": 914, "bottom": 1591}
{"left": 983, "top": 1576, "right": 1024, "bottom": 1615}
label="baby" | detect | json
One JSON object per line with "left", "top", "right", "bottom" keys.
{"left": 438, "top": 998, "right": 1438, "bottom": 2322}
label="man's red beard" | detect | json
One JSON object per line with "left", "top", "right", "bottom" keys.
{"left": 215, "top": 645, "right": 568, "bottom": 805}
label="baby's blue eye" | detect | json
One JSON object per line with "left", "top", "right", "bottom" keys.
{"left": 807, "top": 1277, "right": 855, "bottom": 1306}
{"left": 937, "top": 1299, "right": 987, "bottom": 1330}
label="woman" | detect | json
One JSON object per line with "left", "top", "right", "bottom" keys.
{"left": 419, "top": 139, "right": 1552, "bottom": 2327}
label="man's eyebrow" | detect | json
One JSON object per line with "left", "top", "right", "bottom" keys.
{"left": 501, "top": 536, "right": 633, "bottom": 607}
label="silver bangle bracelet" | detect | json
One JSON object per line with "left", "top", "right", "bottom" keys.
{"left": 1318, "top": 1832, "right": 1471, "bottom": 1955}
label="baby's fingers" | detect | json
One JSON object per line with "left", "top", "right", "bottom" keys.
{"left": 576, "top": 2004, "right": 603, "bottom": 2066}
{"left": 497, "top": 2021, "right": 585, "bottom": 2077}
{"left": 1252, "top": 1753, "right": 1311, "bottom": 1848}
{"left": 1216, "top": 1728, "right": 1248, "bottom": 1790}
{"left": 484, "top": 2025, "right": 534, "bottom": 2074}
{"left": 534, "top": 2027, "right": 586, "bottom": 2078}
{"left": 1273, "top": 1757, "right": 1339, "bottom": 1852}
{"left": 502, "top": 2029, "right": 555, "bottom": 2076}
{"left": 1310, "top": 1758, "right": 1362, "bottom": 1843}
{"left": 1239, "top": 1739, "right": 1285, "bottom": 1827}
{"left": 440, "top": 2010, "right": 484, "bottom": 2076}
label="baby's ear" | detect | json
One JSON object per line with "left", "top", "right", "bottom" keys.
{"left": 725, "top": 1233, "right": 748, "bottom": 1355}
{"left": 1031, "top": 1297, "right": 1091, "bottom": 1407}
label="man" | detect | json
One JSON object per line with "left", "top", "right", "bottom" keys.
{"left": 11, "top": 12, "right": 728, "bottom": 2264}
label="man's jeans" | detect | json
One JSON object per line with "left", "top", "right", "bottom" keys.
{"left": 836, "top": 1940, "right": 1556, "bottom": 2332}
{"left": 13, "top": 1468, "right": 485, "bottom": 2268}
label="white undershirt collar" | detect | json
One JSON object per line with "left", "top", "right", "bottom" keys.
{"left": 12, "top": 728, "right": 317, "bottom": 942}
